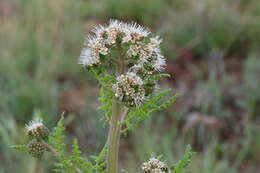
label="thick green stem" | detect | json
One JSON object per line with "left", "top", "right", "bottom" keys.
{"left": 33, "top": 159, "right": 42, "bottom": 173}
{"left": 107, "top": 100, "right": 122, "bottom": 173}
{"left": 107, "top": 48, "right": 126, "bottom": 173}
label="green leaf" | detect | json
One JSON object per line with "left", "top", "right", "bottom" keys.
{"left": 90, "top": 144, "right": 108, "bottom": 173}
{"left": 98, "top": 74, "right": 115, "bottom": 120}
{"left": 48, "top": 116, "right": 94, "bottom": 173}
{"left": 122, "top": 89, "right": 177, "bottom": 132}
{"left": 144, "top": 73, "right": 170, "bottom": 84}
{"left": 171, "top": 145, "right": 195, "bottom": 173}
{"left": 10, "top": 145, "right": 27, "bottom": 151}
{"left": 49, "top": 115, "right": 66, "bottom": 156}
{"left": 70, "top": 139, "right": 93, "bottom": 172}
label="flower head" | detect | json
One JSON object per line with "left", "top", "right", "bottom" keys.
{"left": 80, "top": 20, "right": 167, "bottom": 107}
{"left": 142, "top": 157, "right": 169, "bottom": 173}
{"left": 126, "top": 36, "right": 165, "bottom": 72}
{"left": 113, "top": 72, "right": 145, "bottom": 107}
{"left": 79, "top": 19, "right": 165, "bottom": 72}
{"left": 25, "top": 118, "right": 49, "bottom": 139}
{"left": 27, "top": 140, "right": 46, "bottom": 158}
{"left": 123, "top": 22, "right": 150, "bottom": 43}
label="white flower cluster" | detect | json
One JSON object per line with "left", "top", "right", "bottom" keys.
{"left": 25, "top": 118, "right": 44, "bottom": 131}
{"left": 25, "top": 118, "right": 49, "bottom": 139}
{"left": 141, "top": 157, "right": 169, "bottom": 173}
{"left": 79, "top": 20, "right": 165, "bottom": 72}
{"left": 80, "top": 20, "right": 166, "bottom": 107}
{"left": 126, "top": 36, "right": 165, "bottom": 72}
{"left": 112, "top": 72, "right": 145, "bottom": 107}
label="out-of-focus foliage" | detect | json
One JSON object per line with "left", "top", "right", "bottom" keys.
{"left": 0, "top": 0, "right": 260, "bottom": 172}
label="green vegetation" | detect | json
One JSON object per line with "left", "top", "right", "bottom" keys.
{"left": 0, "top": 0, "right": 259, "bottom": 172}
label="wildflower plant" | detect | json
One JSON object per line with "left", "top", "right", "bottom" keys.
{"left": 11, "top": 20, "right": 195, "bottom": 173}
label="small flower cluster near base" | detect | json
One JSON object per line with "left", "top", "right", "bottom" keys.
{"left": 142, "top": 157, "right": 169, "bottom": 173}
{"left": 26, "top": 118, "right": 49, "bottom": 140}
{"left": 79, "top": 19, "right": 166, "bottom": 107}
{"left": 25, "top": 118, "right": 49, "bottom": 158}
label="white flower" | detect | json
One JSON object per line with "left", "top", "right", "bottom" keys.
{"left": 113, "top": 72, "right": 145, "bottom": 107}
{"left": 93, "top": 19, "right": 126, "bottom": 45}
{"left": 127, "top": 43, "right": 153, "bottom": 65}
{"left": 123, "top": 22, "right": 150, "bottom": 43}
{"left": 92, "top": 24, "right": 106, "bottom": 39}
{"left": 25, "top": 118, "right": 49, "bottom": 139}
{"left": 79, "top": 19, "right": 165, "bottom": 72}
{"left": 142, "top": 157, "right": 169, "bottom": 173}
{"left": 105, "top": 20, "right": 125, "bottom": 45}
{"left": 150, "top": 36, "right": 162, "bottom": 46}
{"left": 79, "top": 35, "right": 109, "bottom": 67}
{"left": 127, "top": 44, "right": 143, "bottom": 57}
{"left": 126, "top": 72, "right": 144, "bottom": 85}
{"left": 147, "top": 36, "right": 166, "bottom": 71}
{"left": 153, "top": 54, "right": 166, "bottom": 72}
{"left": 108, "top": 19, "right": 124, "bottom": 29}
{"left": 126, "top": 35, "right": 165, "bottom": 72}
{"left": 26, "top": 118, "right": 44, "bottom": 132}
{"left": 79, "top": 48, "right": 97, "bottom": 66}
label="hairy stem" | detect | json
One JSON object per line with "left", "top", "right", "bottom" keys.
{"left": 33, "top": 159, "right": 42, "bottom": 173}
{"left": 107, "top": 55, "right": 126, "bottom": 173}
{"left": 107, "top": 100, "right": 122, "bottom": 173}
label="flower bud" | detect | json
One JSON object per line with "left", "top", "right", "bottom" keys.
{"left": 113, "top": 72, "right": 145, "bottom": 107}
{"left": 26, "top": 118, "right": 49, "bottom": 140}
{"left": 142, "top": 157, "right": 169, "bottom": 173}
{"left": 27, "top": 140, "right": 46, "bottom": 158}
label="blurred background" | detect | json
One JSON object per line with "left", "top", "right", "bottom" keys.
{"left": 0, "top": 0, "right": 260, "bottom": 172}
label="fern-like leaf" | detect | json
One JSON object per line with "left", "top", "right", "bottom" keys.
{"left": 90, "top": 144, "right": 108, "bottom": 173}
{"left": 98, "top": 74, "right": 115, "bottom": 120}
{"left": 122, "top": 89, "right": 177, "bottom": 132}
{"left": 49, "top": 115, "right": 66, "bottom": 157}
{"left": 144, "top": 73, "right": 170, "bottom": 84}
{"left": 10, "top": 145, "right": 27, "bottom": 151}
{"left": 171, "top": 145, "right": 195, "bottom": 173}
{"left": 69, "top": 139, "right": 93, "bottom": 172}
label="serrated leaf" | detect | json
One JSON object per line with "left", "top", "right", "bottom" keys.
{"left": 144, "top": 73, "right": 170, "bottom": 84}
{"left": 171, "top": 145, "right": 195, "bottom": 173}
{"left": 122, "top": 89, "right": 177, "bottom": 132}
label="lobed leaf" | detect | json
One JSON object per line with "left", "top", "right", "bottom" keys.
{"left": 171, "top": 145, "right": 195, "bottom": 173}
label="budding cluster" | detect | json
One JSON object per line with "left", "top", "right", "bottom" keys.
{"left": 113, "top": 72, "right": 145, "bottom": 107}
{"left": 25, "top": 118, "right": 49, "bottom": 158}
{"left": 26, "top": 118, "right": 49, "bottom": 140}
{"left": 79, "top": 19, "right": 165, "bottom": 73}
{"left": 28, "top": 140, "right": 46, "bottom": 158}
{"left": 142, "top": 157, "right": 169, "bottom": 173}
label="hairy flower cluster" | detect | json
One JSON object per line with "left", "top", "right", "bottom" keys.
{"left": 25, "top": 118, "right": 49, "bottom": 158}
{"left": 113, "top": 72, "right": 145, "bottom": 107}
{"left": 142, "top": 157, "right": 169, "bottom": 173}
{"left": 126, "top": 36, "right": 165, "bottom": 72}
{"left": 26, "top": 118, "right": 49, "bottom": 140}
{"left": 79, "top": 19, "right": 165, "bottom": 72}
{"left": 80, "top": 20, "right": 166, "bottom": 107}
